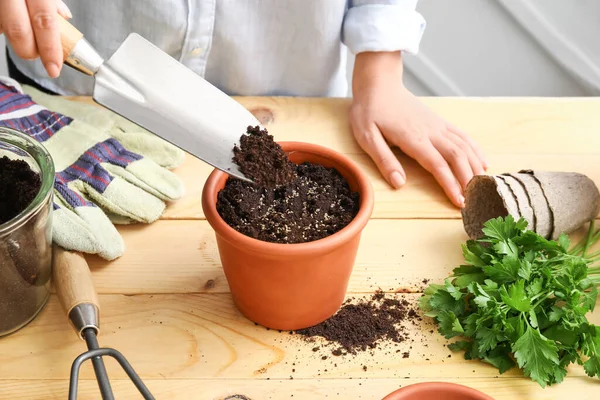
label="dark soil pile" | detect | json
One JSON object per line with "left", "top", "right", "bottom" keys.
{"left": 294, "top": 291, "right": 421, "bottom": 356}
{"left": 219, "top": 149, "right": 360, "bottom": 244}
{"left": 0, "top": 156, "right": 41, "bottom": 224}
{"left": 232, "top": 125, "right": 297, "bottom": 188}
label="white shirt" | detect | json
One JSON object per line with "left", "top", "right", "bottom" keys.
{"left": 8, "top": 0, "right": 426, "bottom": 97}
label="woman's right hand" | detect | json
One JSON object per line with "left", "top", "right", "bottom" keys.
{"left": 0, "top": 0, "right": 72, "bottom": 78}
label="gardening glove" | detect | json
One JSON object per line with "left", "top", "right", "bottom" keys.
{"left": 22, "top": 84, "right": 184, "bottom": 170}
{"left": 0, "top": 77, "right": 185, "bottom": 260}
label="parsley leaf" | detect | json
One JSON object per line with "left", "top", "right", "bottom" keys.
{"left": 437, "top": 310, "right": 464, "bottom": 339}
{"left": 448, "top": 340, "right": 471, "bottom": 352}
{"left": 452, "top": 265, "right": 486, "bottom": 288}
{"left": 548, "top": 307, "right": 563, "bottom": 322}
{"left": 481, "top": 215, "right": 527, "bottom": 242}
{"left": 505, "top": 315, "right": 525, "bottom": 340}
{"left": 429, "top": 289, "right": 466, "bottom": 317}
{"left": 518, "top": 260, "right": 533, "bottom": 280}
{"left": 453, "top": 265, "right": 483, "bottom": 275}
{"left": 584, "top": 287, "right": 598, "bottom": 313}
{"left": 584, "top": 355, "right": 600, "bottom": 379}
{"left": 500, "top": 280, "right": 531, "bottom": 313}
{"left": 482, "top": 258, "right": 520, "bottom": 284}
{"left": 513, "top": 326, "right": 560, "bottom": 387}
{"left": 582, "top": 329, "right": 600, "bottom": 379}
{"left": 482, "top": 344, "right": 516, "bottom": 374}
{"left": 527, "top": 277, "right": 544, "bottom": 297}
{"left": 493, "top": 240, "right": 519, "bottom": 258}
{"left": 476, "top": 326, "right": 503, "bottom": 353}
{"left": 444, "top": 279, "right": 463, "bottom": 301}
{"left": 542, "top": 324, "right": 578, "bottom": 346}
{"left": 529, "top": 310, "right": 539, "bottom": 328}
{"left": 461, "top": 243, "right": 488, "bottom": 267}
{"left": 558, "top": 234, "right": 571, "bottom": 252}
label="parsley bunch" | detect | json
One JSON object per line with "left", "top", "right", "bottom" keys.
{"left": 420, "top": 216, "right": 600, "bottom": 387}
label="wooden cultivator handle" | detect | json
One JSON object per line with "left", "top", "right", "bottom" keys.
{"left": 52, "top": 246, "right": 100, "bottom": 339}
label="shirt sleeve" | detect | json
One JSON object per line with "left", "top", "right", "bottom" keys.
{"left": 342, "top": 0, "right": 427, "bottom": 55}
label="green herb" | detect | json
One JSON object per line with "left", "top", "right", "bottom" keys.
{"left": 420, "top": 216, "right": 600, "bottom": 387}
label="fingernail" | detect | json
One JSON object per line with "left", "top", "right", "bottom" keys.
{"left": 58, "top": 1, "right": 73, "bottom": 18}
{"left": 458, "top": 194, "right": 465, "bottom": 208}
{"left": 45, "top": 62, "right": 60, "bottom": 78}
{"left": 389, "top": 171, "right": 405, "bottom": 189}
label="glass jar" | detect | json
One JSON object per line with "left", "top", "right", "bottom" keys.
{"left": 0, "top": 126, "right": 55, "bottom": 337}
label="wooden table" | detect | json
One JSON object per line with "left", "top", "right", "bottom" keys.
{"left": 1, "top": 96, "right": 600, "bottom": 399}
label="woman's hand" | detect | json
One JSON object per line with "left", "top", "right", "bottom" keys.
{"left": 350, "top": 51, "right": 487, "bottom": 208}
{"left": 0, "top": 0, "right": 72, "bottom": 78}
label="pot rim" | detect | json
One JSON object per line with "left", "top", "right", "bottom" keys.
{"left": 382, "top": 382, "right": 495, "bottom": 400}
{"left": 202, "top": 141, "right": 374, "bottom": 256}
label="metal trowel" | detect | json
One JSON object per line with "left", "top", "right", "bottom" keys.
{"left": 57, "top": 16, "right": 258, "bottom": 182}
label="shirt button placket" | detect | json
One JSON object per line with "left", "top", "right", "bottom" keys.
{"left": 190, "top": 47, "right": 204, "bottom": 56}
{"left": 182, "top": 0, "right": 216, "bottom": 77}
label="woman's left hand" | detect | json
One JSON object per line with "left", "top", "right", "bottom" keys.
{"left": 350, "top": 51, "right": 487, "bottom": 208}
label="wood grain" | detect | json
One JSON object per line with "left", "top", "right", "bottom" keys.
{"left": 2, "top": 294, "right": 599, "bottom": 383}
{"left": 78, "top": 219, "right": 600, "bottom": 295}
{"left": 68, "top": 96, "right": 600, "bottom": 220}
{"left": 4, "top": 96, "right": 599, "bottom": 399}
{"left": 0, "top": 292, "right": 598, "bottom": 400}
{"left": 1, "top": 377, "right": 599, "bottom": 400}
{"left": 166, "top": 151, "right": 600, "bottom": 220}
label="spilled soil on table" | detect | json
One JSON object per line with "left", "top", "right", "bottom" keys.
{"left": 293, "top": 290, "right": 422, "bottom": 357}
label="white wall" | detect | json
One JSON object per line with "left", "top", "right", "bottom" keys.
{"left": 402, "top": 0, "right": 600, "bottom": 96}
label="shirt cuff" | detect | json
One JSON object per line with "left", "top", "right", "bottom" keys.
{"left": 342, "top": 4, "right": 427, "bottom": 55}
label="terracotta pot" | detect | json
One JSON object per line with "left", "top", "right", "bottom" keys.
{"left": 382, "top": 382, "right": 494, "bottom": 400}
{"left": 202, "top": 141, "right": 374, "bottom": 330}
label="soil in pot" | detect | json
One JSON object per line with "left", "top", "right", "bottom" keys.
{"left": 218, "top": 126, "right": 360, "bottom": 244}
{"left": 0, "top": 155, "right": 49, "bottom": 335}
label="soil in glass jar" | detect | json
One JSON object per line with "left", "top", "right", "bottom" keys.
{"left": 0, "top": 155, "right": 51, "bottom": 335}
{"left": 217, "top": 126, "right": 360, "bottom": 244}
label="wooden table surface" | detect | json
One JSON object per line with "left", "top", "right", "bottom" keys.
{"left": 1, "top": 96, "right": 600, "bottom": 399}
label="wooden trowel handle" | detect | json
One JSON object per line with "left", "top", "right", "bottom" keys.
{"left": 52, "top": 246, "right": 100, "bottom": 319}
{"left": 56, "top": 14, "right": 103, "bottom": 75}
{"left": 57, "top": 15, "right": 83, "bottom": 62}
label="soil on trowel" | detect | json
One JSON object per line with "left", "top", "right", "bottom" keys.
{"left": 219, "top": 127, "right": 360, "bottom": 244}
{"left": 232, "top": 125, "right": 297, "bottom": 188}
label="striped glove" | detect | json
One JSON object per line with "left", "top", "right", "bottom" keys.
{"left": 0, "top": 77, "right": 185, "bottom": 260}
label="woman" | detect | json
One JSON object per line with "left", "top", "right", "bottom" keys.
{"left": 0, "top": 0, "right": 487, "bottom": 208}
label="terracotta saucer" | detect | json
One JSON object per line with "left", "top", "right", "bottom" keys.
{"left": 382, "top": 382, "right": 495, "bottom": 400}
